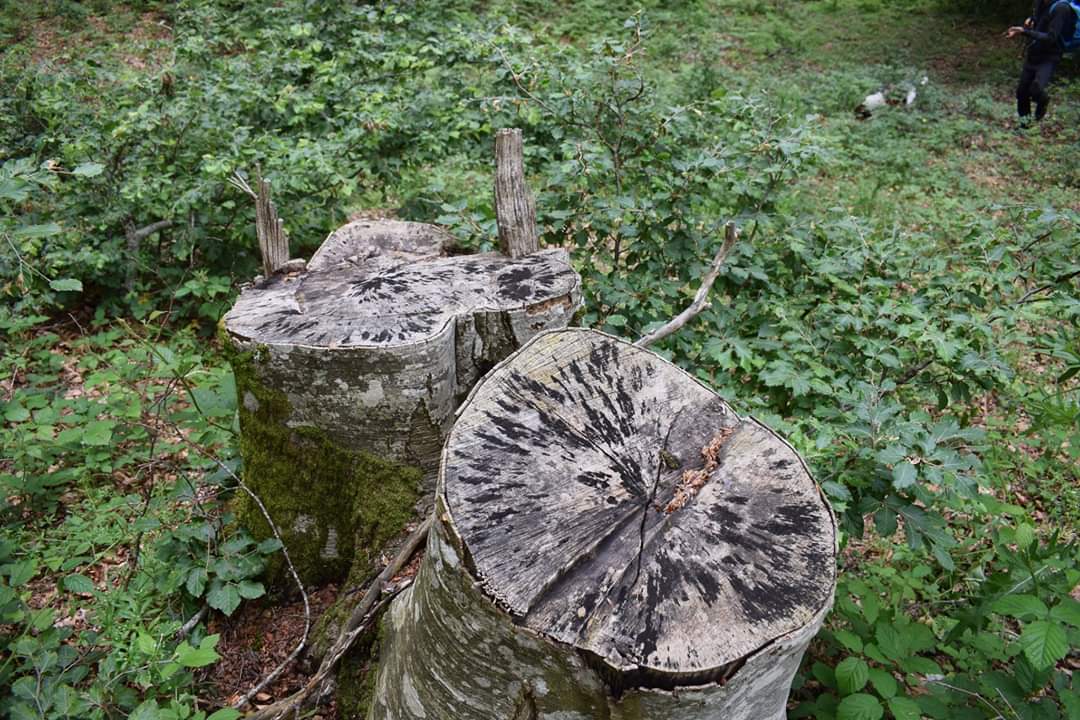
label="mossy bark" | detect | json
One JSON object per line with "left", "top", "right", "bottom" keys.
{"left": 223, "top": 332, "right": 422, "bottom": 589}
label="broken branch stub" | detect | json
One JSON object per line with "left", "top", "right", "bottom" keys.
{"left": 371, "top": 328, "right": 837, "bottom": 719}
{"left": 494, "top": 128, "right": 539, "bottom": 258}
{"left": 221, "top": 219, "right": 581, "bottom": 585}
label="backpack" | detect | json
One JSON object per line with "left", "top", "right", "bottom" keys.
{"left": 1050, "top": 0, "right": 1080, "bottom": 52}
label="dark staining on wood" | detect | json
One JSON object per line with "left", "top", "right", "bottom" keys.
{"left": 442, "top": 329, "right": 837, "bottom": 693}
{"left": 225, "top": 223, "right": 579, "bottom": 349}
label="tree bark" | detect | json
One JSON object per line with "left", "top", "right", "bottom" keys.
{"left": 494, "top": 128, "right": 539, "bottom": 258}
{"left": 370, "top": 328, "right": 836, "bottom": 719}
{"left": 221, "top": 220, "right": 581, "bottom": 586}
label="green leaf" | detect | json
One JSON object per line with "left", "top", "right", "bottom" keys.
{"left": 867, "top": 668, "right": 897, "bottom": 699}
{"left": 887, "top": 696, "right": 922, "bottom": 720}
{"left": 237, "top": 580, "right": 264, "bottom": 600}
{"left": 836, "top": 693, "right": 883, "bottom": 720}
{"left": 136, "top": 632, "right": 156, "bottom": 655}
{"left": 176, "top": 635, "right": 220, "bottom": 668}
{"left": 1020, "top": 620, "right": 1067, "bottom": 670}
{"left": 892, "top": 462, "right": 917, "bottom": 490}
{"left": 186, "top": 567, "right": 208, "bottom": 597}
{"left": 206, "top": 581, "right": 241, "bottom": 615}
{"left": 129, "top": 699, "right": 160, "bottom": 720}
{"left": 72, "top": 162, "right": 104, "bottom": 177}
{"left": 49, "top": 278, "right": 83, "bottom": 292}
{"left": 13, "top": 222, "right": 62, "bottom": 239}
{"left": 834, "top": 629, "right": 864, "bottom": 653}
{"left": 82, "top": 420, "right": 115, "bottom": 446}
{"left": 1049, "top": 599, "right": 1080, "bottom": 627}
{"left": 875, "top": 623, "right": 906, "bottom": 661}
{"left": 1015, "top": 523, "right": 1035, "bottom": 550}
{"left": 605, "top": 314, "right": 627, "bottom": 327}
{"left": 207, "top": 711, "right": 243, "bottom": 720}
{"left": 62, "top": 573, "right": 95, "bottom": 595}
{"left": 836, "top": 657, "right": 870, "bottom": 695}
{"left": 3, "top": 402, "right": 30, "bottom": 423}
{"left": 8, "top": 560, "right": 37, "bottom": 586}
{"left": 991, "top": 594, "right": 1048, "bottom": 619}
{"left": 256, "top": 538, "right": 283, "bottom": 555}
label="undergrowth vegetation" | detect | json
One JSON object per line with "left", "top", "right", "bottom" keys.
{"left": 1, "top": 0, "right": 1078, "bottom": 718}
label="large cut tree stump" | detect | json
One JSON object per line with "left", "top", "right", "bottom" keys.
{"left": 221, "top": 219, "right": 581, "bottom": 586}
{"left": 370, "top": 328, "right": 836, "bottom": 719}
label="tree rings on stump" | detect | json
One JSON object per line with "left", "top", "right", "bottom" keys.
{"left": 371, "top": 328, "right": 836, "bottom": 719}
{"left": 221, "top": 220, "right": 581, "bottom": 585}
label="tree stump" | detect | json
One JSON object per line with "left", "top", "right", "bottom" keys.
{"left": 221, "top": 219, "right": 581, "bottom": 586}
{"left": 370, "top": 328, "right": 836, "bottom": 719}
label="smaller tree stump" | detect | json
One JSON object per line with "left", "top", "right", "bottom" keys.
{"left": 370, "top": 329, "right": 837, "bottom": 719}
{"left": 221, "top": 220, "right": 581, "bottom": 586}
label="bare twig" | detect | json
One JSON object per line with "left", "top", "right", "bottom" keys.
{"left": 129, "top": 219, "right": 175, "bottom": 243}
{"left": 243, "top": 518, "right": 431, "bottom": 720}
{"left": 225, "top": 462, "right": 310, "bottom": 712}
{"left": 175, "top": 605, "right": 208, "bottom": 640}
{"left": 635, "top": 221, "right": 738, "bottom": 348}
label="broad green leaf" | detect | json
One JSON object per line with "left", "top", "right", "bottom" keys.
{"left": 82, "top": 420, "right": 115, "bottom": 446}
{"left": 867, "top": 667, "right": 897, "bottom": 699}
{"left": 991, "top": 594, "right": 1048, "bottom": 619}
{"left": 206, "top": 581, "right": 241, "bottom": 615}
{"left": 7, "top": 560, "right": 37, "bottom": 586}
{"left": 186, "top": 567, "right": 208, "bottom": 597}
{"left": 1020, "top": 620, "right": 1067, "bottom": 670}
{"left": 1015, "top": 523, "right": 1035, "bottom": 550}
{"left": 49, "top": 278, "right": 83, "bottom": 292}
{"left": 887, "top": 696, "right": 922, "bottom": 720}
{"left": 237, "top": 580, "right": 265, "bottom": 599}
{"left": 834, "top": 629, "right": 863, "bottom": 653}
{"left": 3, "top": 402, "right": 30, "bottom": 423}
{"left": 257, "top": 538, "right": 283, "bottom": 554}
{"left": 129, "top": 699, "right": 160, "bottom": 720}
{"left": 207, "top": 710, "right": 243, "bottom": 720}
{"left": 13, "top": 222, "right": 62, "bottom": 239}
{"left": 62, "top": 573, "right": 95, "bottom": 595}
{"left": 136, "top": 632, "right": 156, "bottom": 655}
{"left": 875, "top": 623, "right": 906, "bottom": 661}
{"left": 605, "top": 314, "right": 627, "bottom": 327}
{"left": 836, "top": 693, "right": 883, "bottom": 720}
{"left": 836, "top": 657, "right": 870, "bottom": 695}
{"left": 892, "top": 462, "right": 917, "bottom": 490}
{"left": 72, "top": 162, "right": 104, "bottom": 177}
{"left": 1049, "top": 599, "right": 1080, "bottom": 627}
{"left": 176, "top": 635, "right": 220, "bottom": 668}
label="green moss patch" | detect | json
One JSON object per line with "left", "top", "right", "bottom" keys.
{"left": 223, "top": 333, "right": 421, "bottom": 588}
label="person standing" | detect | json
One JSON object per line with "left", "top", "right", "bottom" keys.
{"left": 1007, "top": 0, "right": 1077, "bottom": 123}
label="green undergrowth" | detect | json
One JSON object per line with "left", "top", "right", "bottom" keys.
{"left": 2, "top": 0, "right": 1079, "bottom": 718}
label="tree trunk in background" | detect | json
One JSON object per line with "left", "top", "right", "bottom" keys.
{"left": 370, "top": 329, "right": 837, "bottom": 719}
{"left": 221, "top": 219, "right": 581, "bottom": 588}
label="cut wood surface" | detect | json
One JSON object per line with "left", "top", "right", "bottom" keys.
{"left": 371, "top": 328, "right": 837, "bottom": 718}
{"left": 221, "top": 219, "right": 581, "bottom": 585}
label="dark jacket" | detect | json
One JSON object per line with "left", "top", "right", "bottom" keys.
{"left": 1024, "top": 0, "right": 1076, "bottom": 62}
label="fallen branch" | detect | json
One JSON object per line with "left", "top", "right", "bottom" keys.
{"left": 175, "top": 605, "right": 207, "bottom": 640}
{"left": 128, "top": 219, "right": 174, "bottom": 243}
{"left": 635, "top": 221, "right": 738, "bottom": 348}
{"left": 243, "top": 518, "right": 431, "bottom": 720}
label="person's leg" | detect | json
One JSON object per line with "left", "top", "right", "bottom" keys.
{"left": 1017, "top": 63, "right": 1036, "bottom": 119}
{"left": 1032, "top": 60, "right": 1057, "bottom": 121}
